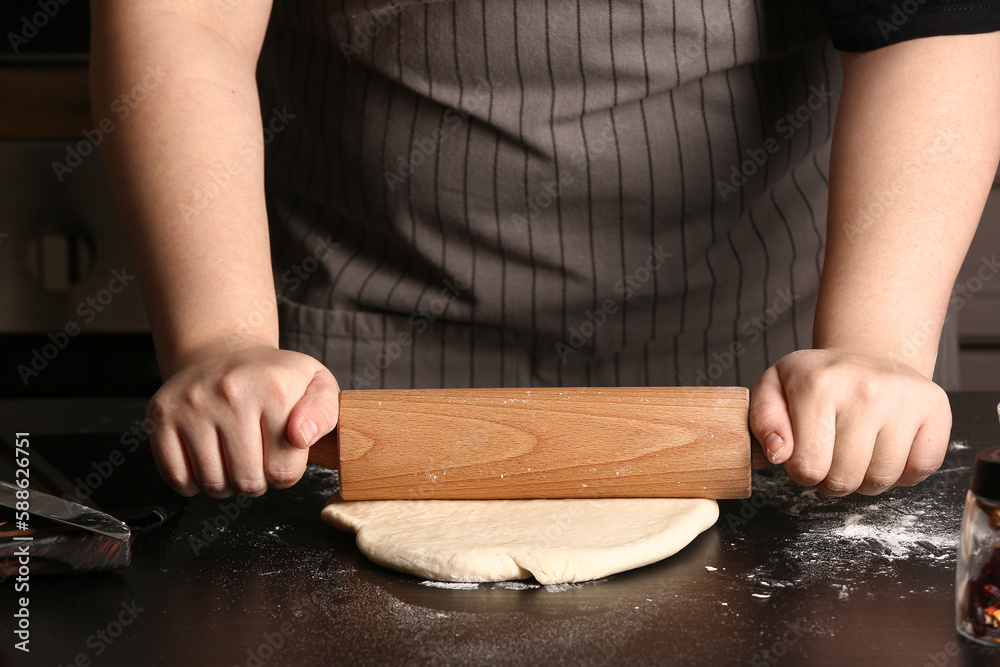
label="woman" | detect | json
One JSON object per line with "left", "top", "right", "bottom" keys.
{"left": 90, "top": 0, "right": 999, "bottom": 499}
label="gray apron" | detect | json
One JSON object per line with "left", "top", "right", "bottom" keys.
{"left": 256, "top": 0, "right": 957, "bottom": 390}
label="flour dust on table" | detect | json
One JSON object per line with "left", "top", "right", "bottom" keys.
{"left": 729, "top": 443, "right": 969, "bottom": 590}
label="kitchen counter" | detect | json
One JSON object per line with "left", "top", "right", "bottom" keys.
{"left": 3, "top": 392, "right": 1000, "bottom": 666}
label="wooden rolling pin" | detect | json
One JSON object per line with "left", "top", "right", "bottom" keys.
{"left": 308, "top": 386, "right": 751, "bottom": 500}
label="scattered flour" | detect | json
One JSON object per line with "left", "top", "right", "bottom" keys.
{"left": 544, "top": 578, "right": 609, "bottom": 593}
{"left": 733, "top": 463, "right": 967, "bottom": 587}
{"left": 831, "top": 511, "right": 951, "bottom": 559}
{"left": 949, "top": 439, "right": 969, "bottom": 451}
{"left": 493, "top": 581, "right": 540, "bottom": 590}
{"left": 705, "top": 566, "right": 718, "bottom": 572}
{"left": 420, "top": 581, "right": 480, "bottom": 590}
{"left": 419, "top": 578, "right": 608, "bottom": 592}
{"left": 544, "top": 584, "right": 575, "bottom": 593}
{"left": 304, "top": 464, "right": 341, "bottom": 497}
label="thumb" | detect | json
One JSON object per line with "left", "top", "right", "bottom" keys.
{"left": 750, "top": 366, "right": 794, "bottom": 465}
{"left": 287, "top": 368, "right": 341, "bottom": 449}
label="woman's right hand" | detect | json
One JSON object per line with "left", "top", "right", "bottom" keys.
{"left": 91, "top": 3, "right": 307, "bottom": 498}
{"left": 146, "top": 335, "right": 340, "bottom": 498}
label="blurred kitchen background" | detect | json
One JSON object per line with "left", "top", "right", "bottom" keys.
{"left": 0, "top": 1, "right": 158, "bottom": 398}
{"left": 1, "top": 2, "right": 998, "bottom": 399}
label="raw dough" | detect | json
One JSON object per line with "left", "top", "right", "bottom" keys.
{"left": 321, "top": 497, "right": 718, "bottom": 585}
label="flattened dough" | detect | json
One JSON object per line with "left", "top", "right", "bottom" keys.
{"left": 322, "top": 497, "right": 718, "bottom": 585}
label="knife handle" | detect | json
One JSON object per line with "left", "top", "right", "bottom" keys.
{"left": 308, "top": 386, "right": 750, "bottom": 500}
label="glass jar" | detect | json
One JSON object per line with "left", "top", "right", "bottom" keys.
{"left": 956, "top": 446, "right": 1000, "bottom": 646}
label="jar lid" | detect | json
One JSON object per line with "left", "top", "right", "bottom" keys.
{"left": 971, "top": 447, "right": 1000, "bottom": 501}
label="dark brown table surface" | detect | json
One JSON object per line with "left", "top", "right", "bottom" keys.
{"left": 3, "top": 392, "right": 1000, "bottom": 666}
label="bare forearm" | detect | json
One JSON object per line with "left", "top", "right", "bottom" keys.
{"left": 91, "top": 2, "right": 276, "bottom": 377}
{"left": 816, "top": 34, "right": 1000, "bottom": 377}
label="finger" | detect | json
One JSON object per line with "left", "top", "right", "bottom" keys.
{"left": 749, "top": 366, "right": 793, "bottom": 465}
{"left": 150, "top": 423, "right": 200, "bottom": 497}
{"left": 782, "top": 390, "right": 837, "bottom": 488}
{"left": 218, "top": 416, "right": 267, "bottom": 497}
{"left": 287, "top": 368, "right": 341, "bottom": 449}
{"left": 896, "top": 411, "right": 951, "bottom": 487}
{"left": 180, "top": 423, "right": 233, "bottom": 498}
{"left": 263, "top": 407, "right": 309, "bottom": 489}
{"left": 817, "top": 413, "right": 878, "bottom": 496}
{"left": 856, "top": 425, "right": 911, "bottom": 496}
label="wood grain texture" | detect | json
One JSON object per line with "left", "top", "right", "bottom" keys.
{"left": 309, "top": 387, "right": 751, "bottom": 500}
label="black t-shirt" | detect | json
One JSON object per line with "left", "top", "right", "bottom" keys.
{"left": 813, "top": 0, "right": 1000, "bottom": 50}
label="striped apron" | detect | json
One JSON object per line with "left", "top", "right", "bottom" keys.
{"left": 257, "top": 0, "right": 958, "bottom": 390}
